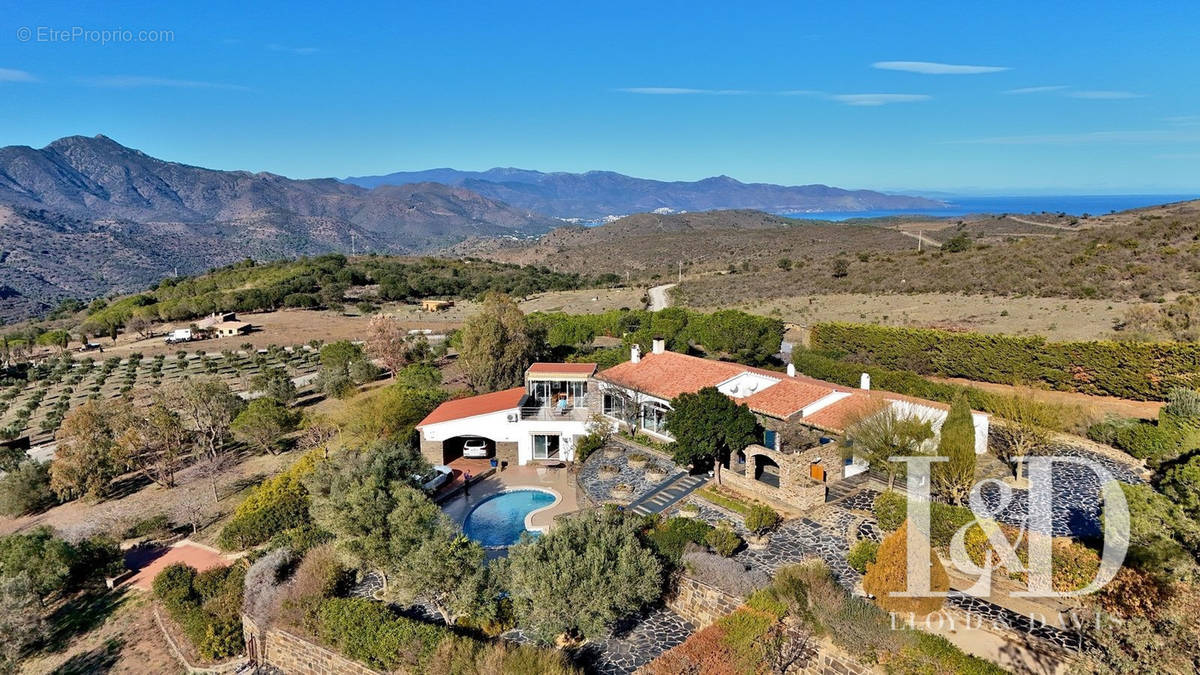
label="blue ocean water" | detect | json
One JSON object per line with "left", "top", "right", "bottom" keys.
{"left": 462, "top": 489, "right": 555, "bottom": 548}
{"left": 779, "top": 194, "right": 1197, "bottom": 221}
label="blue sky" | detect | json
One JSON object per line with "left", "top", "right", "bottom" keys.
{"left": 1, "top": 1, "right": 1198, "bottom": 193}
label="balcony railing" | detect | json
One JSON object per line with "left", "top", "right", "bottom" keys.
{"left": 519, "top": 394, "right": 598, "bottom": 421}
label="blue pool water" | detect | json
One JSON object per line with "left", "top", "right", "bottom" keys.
{"left": 462, "top": 490, "right": 555, "bottom": 548}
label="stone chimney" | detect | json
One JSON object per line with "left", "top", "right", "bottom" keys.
{"left": 631, "top": 344, "right": 641, "bottom": 363}
{"left": 786, "top": 363, "right": 796, "bottom": 377}
{"left": 860, "top": 372, "right": 871, "bottom": 390}
{"left": 652, "top": 337, "right": 665, "bottom": 355}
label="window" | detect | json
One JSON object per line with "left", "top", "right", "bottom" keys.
{"left": 763, "top": 429, "right": 777, "bottom": 450}
{"left": 532, "top": 434, "right": 560, "bottom": 459}
{"left": 568, "top": 380, "right": 587, "bottom": 400}
{"left": 641, "top": 403, "right": 668, "bottom": 435}
{"left": 604, "top": 392, "right": 623, "bottom": 417}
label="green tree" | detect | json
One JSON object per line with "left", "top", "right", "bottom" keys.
{"left": 250, "top": 366, "right": 298, "bottom": 406}
{"left": 506, "top": 508, "right": 662, "bottom": 643}
{"left": 0, "top": 461, "right": 56, "bottom": 517}
{"left": 0, "top": 573, "right": 44, "bottom": 672}
{"left": 395, "top": 363, "right": 443, "bottom": 390}
{"left": 664, "top": 386, "right": 757, "bottom": 481}
{"left": 304, "top": 440, "right": 433, "bottom": 591}
{"left": 458, "top": 292, "right": 542, "bottom": 392}
{"left": 988, "top": 389, "right": 1062, "bottom": 480}
{"left": 931, "top": 395, "right": 976, "bottom": 505}
{"left": 393, "top": 521, "right": 491, "bottom": 626}
{"left": 231, "top": 397, "right": 299, "bottom": 455}
{"left": 50, "top": 398, "right": 132, "bottom": 500}
{"left": 844, "top": 403, "right": 934, "bottom": 490}
{"left": 116, "top": 397, "right": 191, "bottom": 488}
{"left": 170, "top": 378, "right": 244, "bottom": 501}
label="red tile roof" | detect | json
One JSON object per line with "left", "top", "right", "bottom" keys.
{"left": 417, "top": 387, "right": 525, "bottom": 426}
{"left": 596, "top": 351, "right": 836, "bottom": 419}
{"left": 526, "top": 362, "right": 597, "bottom": 376}
{"left": 800, "top": 393, "right": 880, "bottom": 431}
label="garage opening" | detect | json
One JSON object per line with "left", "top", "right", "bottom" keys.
{"left": 443, "top": 435, "right": 496, "bottom": 463}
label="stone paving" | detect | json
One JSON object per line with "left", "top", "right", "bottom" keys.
{"left": 978, "top": 445, "right": 1142, "bottom": 537}
{"left": 573, "top": 608, "right": 696, "bottom": 675}
{"left": 578, "top": 443, "right": 682, "bottom": 505}
{"left": 839, "top": 487, "right": 881, "bottom": 513}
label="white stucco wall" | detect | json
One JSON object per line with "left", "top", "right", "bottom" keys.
{"left": 417, "top": 409, "right": 591, "bottom": 465}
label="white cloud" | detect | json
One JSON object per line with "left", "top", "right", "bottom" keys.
{"left": 267, "top": 43, "right": 319, "bottom": 55}
{"left": 872, "top": 61, "right": 1009, "bottom": 75}
{"left": 1067, "top": 90, "right": 1144, "bottom": 99}
{"left": 1164, "top": 115, "right": 1200, "bottom": 126}
{"left": 949, "top": 129, "right": 1200, "bottom": 145}
{"left": 1004, "top": 85, "right": 1070, "bottom": 94}
{"left": 0, "top": 68, "right": 36, "bottom": 83}
{"left": 83, "top": 75, "right": 252, "bottom": 91}
{"left": 830, "top": 93, "right": 931, "bottom": 106}
{"left": 617, "top": 87, "right": 751, "bottom": 95}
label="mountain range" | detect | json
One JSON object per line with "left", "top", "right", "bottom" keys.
{"left": 341, "top": 168, "right": 945, "bottom": 219}
{"left": 0, "top": 135, "right": 944, "bottom": 323}
{"left": 0, "top": 135, "right": 554, "bottom": 322}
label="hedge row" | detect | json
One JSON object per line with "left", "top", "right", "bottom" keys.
{"left": 535, "top": 307, "right": 784, "bottom": 365}
{"left": 810, "top": 322, "right": 1200, "bottom": 400}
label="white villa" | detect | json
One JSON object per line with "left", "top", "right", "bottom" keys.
{"left": 416, "top": 339, "right": 988, "bottom": 507}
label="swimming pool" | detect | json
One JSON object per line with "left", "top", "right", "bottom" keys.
{"left": 462, "top": 489, "right": 557, "bottom": 548}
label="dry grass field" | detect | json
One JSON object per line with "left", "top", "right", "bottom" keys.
{"left": 688, "top": 292, "right": 1142, "bottom": 342}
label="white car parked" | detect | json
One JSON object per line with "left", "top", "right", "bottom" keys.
{"left": 462, "top": 438, "right": 490, "bottom": 459}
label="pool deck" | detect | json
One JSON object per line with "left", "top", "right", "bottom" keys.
{"left": 441, "top": 463, "right": 580, "bottom": 532}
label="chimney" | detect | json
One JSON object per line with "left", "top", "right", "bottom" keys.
{"left": 786, "top": 363, "right": 796, "bottom": 377}
{"left": 652, "top": 337, "right": 665, "bottom": 355}
{"left": 860, "top": 372, "right": 871, "bottom": 390}
{"left": 631, "top": 344, "right": 641, "bottom": 363}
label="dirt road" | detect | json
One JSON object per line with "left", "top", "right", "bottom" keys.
{"left": 648, "top": 283, "right": 676, "bottom": 311}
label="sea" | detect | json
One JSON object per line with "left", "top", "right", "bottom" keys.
{"left": 778, "top": 194, "right": 1198, "bottom": 222}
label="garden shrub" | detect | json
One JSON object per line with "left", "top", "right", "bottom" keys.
{"left": 645, "top": 517, "right": 712, "bottom": 563}
{"left": 705, "top": 521, "right": 742, "bottom": 557}
{"left": 847, "top": 539, "right": 879, "bottom": 573}
{"left": 317, "top": 597, "right": 449, "bottom": 671}
{"left": 152, "top": 562, "right": 245, "bottom": 660}
{"left": 426, "top": 635, "right": 579, "bottom": 675}
{"left": 872, "top": 491, "right": 978, "bottom": 548}
{"left": 744, "top": 504, "right": 781, "bottom": 535}
{"left": 218, "top": 452, "right": 318, "bottom": 550}
{"left": 863, "top": 521, "right": 948, "bottom": 617}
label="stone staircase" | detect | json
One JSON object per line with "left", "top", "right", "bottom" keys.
{"left": 824, "top": 472, "right": 869, "bottom": 503}
{"left": 627, "top": 473, "right": 709, "bottom": 516}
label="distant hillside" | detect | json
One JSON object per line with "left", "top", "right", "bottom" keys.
{"left": 0, "top": 136, "right": 557, "bottom": 322}
{"left": 455, "top": 200, "right": 1200, "bottom": 303}
{"left": 342, "top": 167, "right": 945, "bottom": 219}
{"left": 673, "top": 200, "right": 1200, "bottom": 305}
{"left": 451, "top": 210, "right": 918, "bottom": 275}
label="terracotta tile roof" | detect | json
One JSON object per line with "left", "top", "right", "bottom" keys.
{"left": 526, "top": 362, "right": 597, "bottom": 376}
{"left": 742, "top": 381, "right": 837, "bottom": 419}
{"left": 596, "top": 351, "right": 834, "bottom": 419}
{"left": 417, "top": 387, "right": 525, "bottom": 426}
{"left": 800, "top": 392, "right": 880, "bottom": 431}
